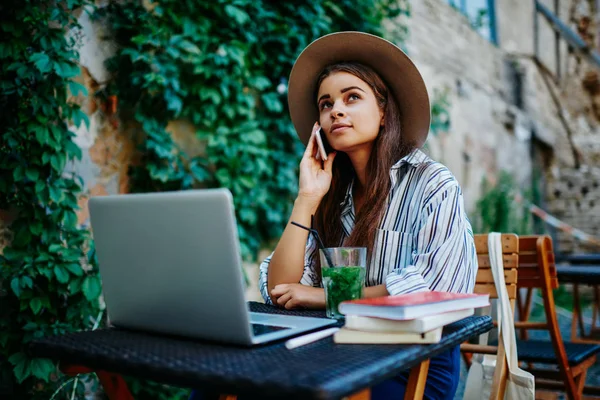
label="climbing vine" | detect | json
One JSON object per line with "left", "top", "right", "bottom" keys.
{"left": 0, "top": 1, "right": 103, "bottom": 399}
{"left": 100, "top": 0, "right": 410, "bottom": 261}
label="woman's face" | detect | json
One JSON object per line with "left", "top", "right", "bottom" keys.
{"left": 317, "top": 71, "right": 384, "bottom": 152}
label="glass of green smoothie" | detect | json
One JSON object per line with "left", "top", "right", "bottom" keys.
{"left": 319, "top": 247, "right": 367, "bottom": 319}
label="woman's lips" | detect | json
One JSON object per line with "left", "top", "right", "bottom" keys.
{"left": 331, "top": 126, "right": 351, "bottom": 134}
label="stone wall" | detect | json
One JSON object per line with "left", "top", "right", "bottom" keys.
{"left": 397, "top": 0, "right": 534, "bottom": 213}
{"left": 399, "top": 0, "right": 600, "bottom": 252}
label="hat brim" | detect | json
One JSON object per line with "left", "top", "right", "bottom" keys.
{"left": 288, "top": 31, "right": 430, "bottom": 148}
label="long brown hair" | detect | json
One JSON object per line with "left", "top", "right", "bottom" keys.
{"left": 313, "top": 62, "right": 415, "bottom": 260}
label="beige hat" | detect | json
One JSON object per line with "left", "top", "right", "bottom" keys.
{"left": 287, "top": 31, "right": 430, "bottom": 148}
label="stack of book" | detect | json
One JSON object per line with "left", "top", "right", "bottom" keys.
{"left": 334, "top": 291, "right": 490, "bottom": 344}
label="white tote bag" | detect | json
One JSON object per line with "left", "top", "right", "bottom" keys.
{"left": 463, "top": 233, "right": 535, "bottom": 400}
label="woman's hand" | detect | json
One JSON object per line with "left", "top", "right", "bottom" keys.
{"left": 297, "top": 122, "right": 337, "bottom": 206}
{"left": 271, "top": 283, "right": 326, "bottom": 310}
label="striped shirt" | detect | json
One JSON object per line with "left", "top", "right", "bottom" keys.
{"left": 259, "top": 149, "right": 478, "bottom": 304}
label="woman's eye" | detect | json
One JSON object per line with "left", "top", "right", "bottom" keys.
{"left": 348, "top": 93, "right": 360, "bottom": 101}
{"left": 320, "top": 101, "right": 332, "bottom": 110}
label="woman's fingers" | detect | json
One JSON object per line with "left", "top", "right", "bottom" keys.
{"left": 302, "top": 122, "right": 320, "bottom": 159}
{"left": 276, "top": 292, "right": 292, "bottom": 307}
{"left": 284, "top": 297, "right": 298, "bottom": 310}
{"left": 271, "top": 284, "right": 289, "bottom": 298}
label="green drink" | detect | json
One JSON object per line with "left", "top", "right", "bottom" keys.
{"left": 319, "top": 247, "right": 367, "bottom": 319}
{"left": 322, "top": 266, "right": 365, "bottom": 319}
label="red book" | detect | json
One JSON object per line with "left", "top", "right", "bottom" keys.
{"left": 339, "top": 291, "right": 489, "bottom": 320}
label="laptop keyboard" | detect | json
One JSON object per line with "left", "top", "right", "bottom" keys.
{"left": 251, "top": 323, "right": 291, "bottom": 336}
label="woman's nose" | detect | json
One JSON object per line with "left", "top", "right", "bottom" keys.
{"left": 330, "top": 102, "right": 346, "bottom": 118}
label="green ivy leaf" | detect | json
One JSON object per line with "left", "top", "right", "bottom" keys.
{"left": 261, "top": 93, "right": 282, "bottom": 113}
{"left": 178, "top": 40, "right": 201, "bottom": 55}
{"left": 3, "top": 247, "right": 24, "bottom": 262}
{"left": 13, "top": 166, "right": 25, "bottom": 181}
{"left": 50, "top": 125, "right": 63, "bottom": 142}
{"left": 23, "top": 322, "right": 38, "bottom": 331}
{"left": 82, "top": 275, "right": 101, "bottom": 301}
{"left": 10, "top": 277, "right": 21, "bottom": 298}
{"left": 64, "top": 263, "right": 83, "bottom": 276}
{"left": 63, "top": 210, "right": 78, "bottom": 228}
{"left": 68, "top": 81, "right": 88, "bottom": 97}
{"left": 30, "top": 52, "right": 52, "bottom": 73}
{"left": 48, "top": 244, "right": 63, "bottom": 253}
{"left": 166, "top": 92, "right": 183, "bottom": 115}
{"left": 21, "top": 276, "right": 33, "bottom": 289}
{"left": 190, "top": 161, "right": 211, "bottom": 182}
{"left": 225, "top": 5, "right": 249, "bottom": 25}
{"left": 49, "top": 185, "right": 64, "bottom": 203}
{"left": 249, "top": 76, "right": 271, "bottom": 91}
{"left": 69, "top": 278, "right": 82, "bottom": 295}
{"left": 54, "top": 61, "right": 80, "bottom": 78}
{"left": 29, "top": 358, "right": 55, "bottom": 382}
{"left": 54, "top": 265, "right": 70, "bottom": 284}
{"left": 12, "top": 226, "right": 30, "bottom": 247}
{"left": 50, "top": 154, "right": 66, "bottom": 173}
{"left": 34, "top": 125, "right": 49, "bottom": 143}
{"left": 30, "top": 298, "right": 43, "bottom": 315}
{"left": 71, "top": 108, "right": 89, "bottom": 129}
{"left": 25, "top": 168, "right": 40, "bottom": 181}
{"left": 8, "top": 352, "right": 30, "bottom": 383}
{"left": 8, "top": 352, "right": 27, "bottom": 366}
{"left": 30, "top": 221, "right": 43, "bottom": 235}
{"left": 65, "top": 140, "right": 83, "bottom": 160}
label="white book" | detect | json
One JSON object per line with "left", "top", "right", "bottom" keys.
{"left": 344, "top": 308, "right": 474, "bottom": 334}
{"left": 334, "top": 326, "right": 443, "bottom": 344}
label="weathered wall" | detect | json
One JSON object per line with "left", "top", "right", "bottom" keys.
{"left": 398, "top": 0, "right": 600, "bottom": 252}
{"left": 397, "top": 0, "right": 534, "bottom": 214}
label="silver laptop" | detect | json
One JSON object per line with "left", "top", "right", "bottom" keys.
{"left": 88, "top": 189, "right": 335, "bottom": 346}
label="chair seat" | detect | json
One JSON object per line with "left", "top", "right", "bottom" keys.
{"left": 516, "top": 339, "right": 600, "bottom": 365}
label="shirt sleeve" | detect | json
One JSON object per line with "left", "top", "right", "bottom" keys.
{"left": 258, "top": 233, "right": 322, "bottom": 304}
{"left": 385, "top": 183, "right": 478, "bottom": 295}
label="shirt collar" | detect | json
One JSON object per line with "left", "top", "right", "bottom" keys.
{"left": 340, "top": 178, "right": 354, "bottom": 217}
{"left": 390, "top": 148, "right": 429, "bottom": 170}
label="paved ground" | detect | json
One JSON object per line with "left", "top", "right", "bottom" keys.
{"left": 454, "top": 291, "right": 600, "bottom": 399}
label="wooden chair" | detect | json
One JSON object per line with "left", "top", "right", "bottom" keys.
{"left": 460, "top": 233, "right": 519, "bottom": 400}
{"left": 515, "top": 235, "right": 600, "bottom": 399}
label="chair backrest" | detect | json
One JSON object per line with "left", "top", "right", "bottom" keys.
{"left": 515, "top": 235, "right": 580, "bottom": 398}
{"left": 474, "top": 233, "right": 519, "bottom": 301}
{"left": 517, "top": 235, "right": 559, "bottom": 290}
{"left": 467, "top": 233, "right": 520, "bottom": 400}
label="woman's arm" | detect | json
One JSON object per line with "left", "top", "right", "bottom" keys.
{"left": 363, "top": 284, "right": 389, "bottom": 298}
{"left": 265, "top": 123, "right": 337, "bottom": 302}
{"left": 266, "top": 197, "right": 319, "bottom": 299}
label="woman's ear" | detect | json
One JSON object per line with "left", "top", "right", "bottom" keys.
{"left": 380, "top": 114, "right": 385, "bottom": 127}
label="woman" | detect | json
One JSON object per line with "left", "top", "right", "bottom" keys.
{"left": 192, "top": 31, "right": 477, "bottom": 400}
{"left": 259, "top": 32, "right": 478, "bottom": 399}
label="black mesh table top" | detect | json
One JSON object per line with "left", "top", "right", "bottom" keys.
{"left": 29, "top": 302, "right": 492, "bottom": 400}
{"left": 556, "top": 265, "right": 600, "bottom": 284}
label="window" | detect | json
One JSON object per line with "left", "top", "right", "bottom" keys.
{"left": 448, "top": 0, "right": 498, "bottom": 44}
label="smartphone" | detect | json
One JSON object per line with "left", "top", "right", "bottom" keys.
{"left": 315, "top": 128, "right": 329, "bottom": 161}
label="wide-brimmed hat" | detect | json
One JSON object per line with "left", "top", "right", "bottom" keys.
{"left": 288, "top": 31, "right": 430, "bottom": 148}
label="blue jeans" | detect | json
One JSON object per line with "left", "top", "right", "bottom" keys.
{"left": 189, "top": 345, "right": 460, "bottom": 400}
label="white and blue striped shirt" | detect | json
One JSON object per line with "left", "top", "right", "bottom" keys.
{"left": 259, "top": 149, "right": 478, "bottom": 304}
